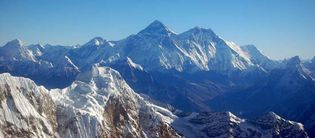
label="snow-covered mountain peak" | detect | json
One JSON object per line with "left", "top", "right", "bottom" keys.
{"left": 241, "top": 44, "right": 258, "bottom": 52}
{"left": 241, "top": 44, "right": 263, "bottom": 59}
{"left": 0, "top": 71, "right": 179, "bottom": 137}
{"left": 0, "top": 39, "right": 36, "bottom": 61}
{"left": 4, "top": 39, "right": 23, "bottom": 48}
{"left": 241, "top": 44, "right": 278, "bottom": 70}
{"left": 75, "top": 65, "right": 119, "bottom": 84}
{"left": 186, "top": 26, "right": 216, "bottom": 36}
{"left": 138, "top": 20, "right": 175, "bottom": 36}
{"left": 177, "top": 26, "right": 218, "bottom": 41}
{"left": 85, "top": 37, "right": 107, "bottom": 46}
{"left": 50, "top": 66, "right": 123, "bottom": 124}
{"left": 286, "top": 56, "right": 302, "bottom": 68}
{"left": 275, "top": 56, "right": 315, "bottom": 84}
{"left": 85, "top": 37, "right": 114, "bottom": 47}
{"left": 113, "top": 23, "right": 256, "bottom": 72}
{"left": 49, "top": 65, "right": 180, "bottom": 137}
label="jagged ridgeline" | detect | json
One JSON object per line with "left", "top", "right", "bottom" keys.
{"left": 0, "top": 67, "right": 308, "bottom": 137}
{"left": 0, "top": 20, "right": 314, "bottom": 137}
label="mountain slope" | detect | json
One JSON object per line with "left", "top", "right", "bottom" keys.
{"left": 241, "top": 44, "right": 278, "bottom": 71}
{"left": 304, "top": 56, "right": 315, "bottom": 78}
{"left": 0, "top": 68, "right": 179, "bottom": 138}
{"left": 0, "top": 40, "right": 80, "bottom": 89}
{"left": 0, "top": 73, "right": 57, "bottom": 138}
{"left": 209, "top": 56, "right": 315, "bottom": 136}
{"left": 113, "top": 20, "right": 255, "bottom": 72}
{"left": 0, "top": 39, "right": 36, "bottom": 61}
{"left": 68, "top": 37, "right": 116, "bottom": 69}
{"left": 172, "top": 112, "right": 308, "bottom": 137}
{"left": 0, "top": 72, "right": 309, "bottom": 138}
{"left": 175, "top": 27, "right": 253, "bottom": 72}
{"left": 1, "top": 21, "right": 275, "bottom": 88}
{"left": 50, "top": 65, "right": 179, "bottom": 138}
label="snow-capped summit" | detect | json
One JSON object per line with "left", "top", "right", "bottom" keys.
{"left": 3, "top": 39, "right": 23, "bottom": 47}
{"left": 273, "top": 56, "right": 315, "bottom": 85}
{"left": 241, "top": 44, "right": 264, "bottom": 59}
{"left": 175, "top": 27, "right": 254, "bottom": 72}
{"left": 111, "top": 21, "right": 257, "bottom": 72}
{"left": 178, "top": 26, "right": 218, "bottom": 41}
{"left": 84, "top": 37, "right": 107, "bottom": 46}
{"left": 138, "top": 20, "right": 175, "bottom": 36}
{"left": 50, "top": 65, "right": 179, "bottom": 137}
{"left": 280, "top": 56, "right": 315, "bottom": 81}
{"left": 0, "top": 39, "right": 36, "bottom": 61}
{"left": 286, "top": 56, "right": 302, "bottom": 68}
{"left": 241, "top": 44, "right": 278, "bottom": 70}
{"left": 0, "top": 70, "right": 179, "bottom": 138}
{"left": 69, "top": 37, "right": 116, "bottom": 68}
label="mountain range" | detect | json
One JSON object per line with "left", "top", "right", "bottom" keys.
{"left": 0, "top": 20, "right": 314, "bottom": 137}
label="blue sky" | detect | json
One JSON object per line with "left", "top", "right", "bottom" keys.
{"left": 0, "top": 0, "right": 314, "bottom": 59}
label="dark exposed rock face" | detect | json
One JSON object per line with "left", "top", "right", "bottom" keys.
{"left": 103, "top": 96, "right": 178, "bottom": 138}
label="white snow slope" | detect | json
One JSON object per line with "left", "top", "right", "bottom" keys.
{"left": 0, "top": 66, "right": 179, "bottom": 138}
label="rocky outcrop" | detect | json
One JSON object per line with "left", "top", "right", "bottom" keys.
{"left": 172, "top": 112, "right": 308, "bottom": 138}
{"left": 49, "top": 65, "right": 180, "bottom": 138}
{"left": 0, "top": 73, "right": 57, "bottom": 138}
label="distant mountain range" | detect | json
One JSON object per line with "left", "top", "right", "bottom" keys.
{"left": 0, "top": 20, "right": 314, "bottom": 137}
